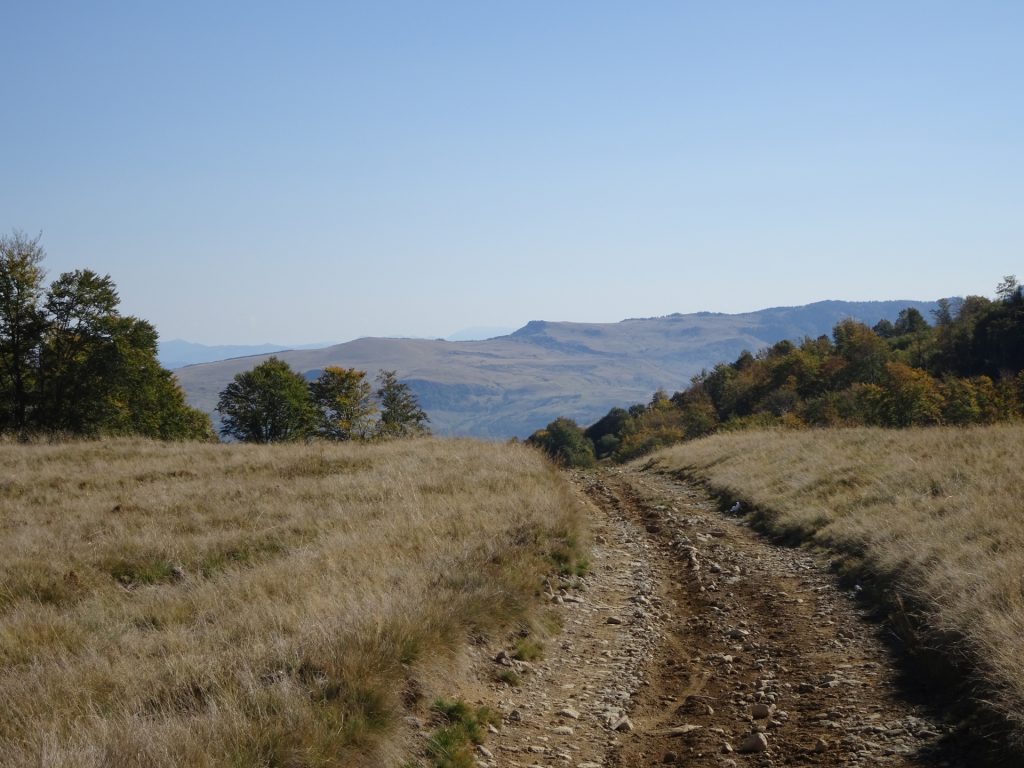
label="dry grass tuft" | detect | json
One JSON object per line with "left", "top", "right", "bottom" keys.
{"left": 0, "top": 437, "right": 585, "bottom": 767}
{"left": 652, "top": 425, "right": 1024, "bottom": 738}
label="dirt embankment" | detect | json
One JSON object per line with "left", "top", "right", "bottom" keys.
{"left": 443, "top": 465, "right": 1006, "bottom": 768}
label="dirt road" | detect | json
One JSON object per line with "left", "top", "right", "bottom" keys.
{"left": 460, "top": 465, "right": 995, "bottom": 768}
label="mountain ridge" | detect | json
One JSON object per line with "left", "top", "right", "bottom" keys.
{"left": 173, "top": 298, "right": 946, "bottom": 438}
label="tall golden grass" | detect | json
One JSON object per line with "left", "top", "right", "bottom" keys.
{"left": 0, "top": 437, "right": 585, "bottom": 767}
{"left": 652, "top": 425, "right": 1024, "bottom": 738}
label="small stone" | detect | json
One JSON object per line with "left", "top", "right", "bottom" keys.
{"left": 476, "top": 744, "right": 494, "bottom": 759}
{"left": 737, "top": 732, "right": 769, "bottom": 753}
{"left": 813, "top": 737, "right": 829, "bottom": 753}
{"left": 556, "top": 707, "right": 581, "bottom": 720}
{"left": 613, "top": 715, "right": 634, "bottom": 732}
{"left": 507, "top": 709, "right": 522, "bottom": 722}
{"left": 552, "top": 726, "right": 574, "bottom": 735}
{"left": 751, "top": 703, "right": 772, "bottom": 719}
{"left": 606, "top": 616, "right": 623, "bottom": 625}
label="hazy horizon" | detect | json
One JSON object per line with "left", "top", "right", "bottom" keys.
{"left": 4, "top": 2, "right": 1020, "bottom": 345}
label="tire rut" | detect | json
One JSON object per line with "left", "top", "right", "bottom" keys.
{"left": 587, "top": 466, "right": 974, "bottom": 768}
{"left": 461, "top": 465, "right": 981, "bottom": 768}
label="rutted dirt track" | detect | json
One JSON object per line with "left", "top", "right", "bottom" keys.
{"left": 463, "top": 465, "right": 984, "bottom": 768}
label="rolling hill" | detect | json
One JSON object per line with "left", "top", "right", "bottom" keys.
{"left": 173, "top": 299, "right": 943, "bottom": 438}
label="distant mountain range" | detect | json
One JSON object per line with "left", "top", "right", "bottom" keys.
{"left": 158, "top": 340, "right": 335, "bottom": 371}
{"left": 172, "top": 299, "right": 944, "bottom": 439}
{"left": 159, "top": 328, "right": 517, "bottom": 369}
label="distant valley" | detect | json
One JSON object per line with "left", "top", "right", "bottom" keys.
{"left": 172, "top": 299, "right": 943, "bottom": 438}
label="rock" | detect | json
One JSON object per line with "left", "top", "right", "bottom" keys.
{"left": 476, "top": 744, "right": 494, "bottom": 758}
{"left": 751, "top": 703, "right": 772, "bottom": 719}
{"left": 556, "top": 707, "right": 581, "bottom": 720}
{"left": 813, "top": 737, "right": 829, "bottom": 753}
{"left": 613, "top": 715, "right": 634, "bottom": 732}
{"left": 552, "top": 726, "right": 574, "bottom": 735}
{"left": 507, "top": 709, "right": 522, "bottom": 722}
{"left": 737, "top": 732, "right": 768, "bottom": 753}
{"left": 606, "top": 616, "right": 623, "bottom": 625}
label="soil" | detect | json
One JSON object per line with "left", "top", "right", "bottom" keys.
{"left": 424, "top": 464, "right": 1006, "bottom": 767}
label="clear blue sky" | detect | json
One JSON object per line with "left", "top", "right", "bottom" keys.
{"left": 2, "top": 1, "right": 1021, "bottom": 345}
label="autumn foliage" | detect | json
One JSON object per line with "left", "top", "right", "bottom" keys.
{"left": 535, "top": 277, "right": 1024, "bottom": 464}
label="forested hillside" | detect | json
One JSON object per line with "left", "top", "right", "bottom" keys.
{"left": 174, "top": 299, "right": 942, "bottom": 438}
{"left": 531, "top": 277, "right": 1024, "bottom": 464}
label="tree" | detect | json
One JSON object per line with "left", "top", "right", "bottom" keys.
{"left": 584, "top": 407, "right": 631, "bottom": 458}
{"left": 216, "top": 357, "right": 315, "bottom": 442}
{"left": 893, "top": 307, "right": 929, "bottom": 335}
{"left": 527, "top": 417, "right": 595, "bottom": 467}
{"left": 375, "top": 370, "right": 429, "bottom": 438}
{"left": 309, "top": 366, "right": 376, "bottom": 440}
{"left": 36, "top": 270, "right": 122, "bottom": 432}
{"left": 877, "top": 362, "right": 943, "bottom": 427}
{"left": 0, "top": 232, "right": 212, "bottom": 439}
{"left": 833, "top": 319, "right": 891, "bottom": 384}
{"left": 0, "top": 231, "right": 46, "bottom": 430}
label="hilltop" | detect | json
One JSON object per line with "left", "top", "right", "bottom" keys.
{"left": 174, "top": 299, "right": 941, "bottom": 438}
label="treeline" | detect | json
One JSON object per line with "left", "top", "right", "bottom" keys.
{"left": 216, "top": 358, "right": 429, "bottom": 443}
{"left": 0, "top": 232, "right": 213, "bottom": 440}
{"left": 530, "top": 277, "right": 1024, "bottom": 466}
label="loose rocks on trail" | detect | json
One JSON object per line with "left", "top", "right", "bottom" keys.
{"left": 451, "top": 465, "right": 993, "bottom": 768}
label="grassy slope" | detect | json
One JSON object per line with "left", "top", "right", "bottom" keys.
{"left": 0, "top": 438, "right": 585, "bottom": 767}
{"left": 651, "top": 425, "right": 1024, "bottom": 739}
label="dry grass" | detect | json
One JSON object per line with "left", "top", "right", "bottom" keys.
{"left": 651, "top": 425, "right": 1024, "bottom": 738}
{"left": 0, "top": 437, "right": 585, "bottom": 767}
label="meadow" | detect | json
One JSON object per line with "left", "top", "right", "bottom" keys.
{"left": 0, "top": 438, "right": 585, "bottom": 767}
{"left": 651, "top": 425, "right": 1024, "bottom": 739}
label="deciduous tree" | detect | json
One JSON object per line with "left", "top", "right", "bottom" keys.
{"left": 217, "top": 357, "right": 315, "bottom": 443}
{"left": 309, "top": 366, "right": 376, "bottom": 440}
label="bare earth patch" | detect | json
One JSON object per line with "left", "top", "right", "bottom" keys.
{"left": 456, "top": 465, "right": 997, "bottom": 768}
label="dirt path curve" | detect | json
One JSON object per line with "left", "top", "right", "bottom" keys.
{"left": 465, "top": 464, "right": 978, "bottom": 768}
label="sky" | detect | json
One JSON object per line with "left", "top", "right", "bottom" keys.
{"left": 2, "top": 1, "right": 1021, "bottom": 345}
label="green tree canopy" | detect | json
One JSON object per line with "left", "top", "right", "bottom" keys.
{"left": 216, "top": 357, "right": 316, "bottom": 443}
{"left": 527, "top": 417, "right": 595, "bottom": 468}
{"left": 375, "top": 369, "right": 429, "bottom": 438}
{"left": 0, "top": 231, "right": 46, "bottom": 431}
{"left": 309, "top": 366, "right": 377, "bottom": 440}
{"left": 0, "top": 231, "right": 213, "bottom": 439}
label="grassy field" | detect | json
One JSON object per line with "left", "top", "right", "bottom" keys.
{"left": 0, "top": 438, "right": 585, "bottom": 767}
{"left": 650, "top": 425, "right": 1024, "bottom": 739}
